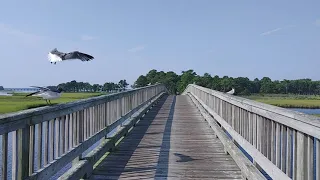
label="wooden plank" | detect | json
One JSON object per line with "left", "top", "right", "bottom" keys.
{"left": 57, "top": 160, "right": 91, "bottom": 180}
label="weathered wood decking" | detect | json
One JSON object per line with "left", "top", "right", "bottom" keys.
{"left": 90, "top": 95, "right": 243, "bottom": 179}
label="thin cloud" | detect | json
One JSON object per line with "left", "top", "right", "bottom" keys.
{"left": 128, "top": 46, "right": 145, "bottom": 53}
{"left": 0, "top": 23, "right": 45, "bottom": 41}
{"left": 80, "top": 35, "right": 96, "bottom": 41}
{"left": 260, "top": 28, "right": 283, "bottom": 36}
{"left": 260, "top": 25, "right": 296, "bottom": 36}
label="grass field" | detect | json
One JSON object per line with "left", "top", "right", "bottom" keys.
{"left": 0, "top": 92, "right": 105, "bottom": 114}
{"left": 2, "top": 92, "right": 320, "bottom": 116}
{"left": 243, "top": 94, "right": 320, "bottom": 109}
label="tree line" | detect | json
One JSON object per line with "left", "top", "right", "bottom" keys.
{"left": 52, "top": 79, "right": 129, "bottom": 93}
{"left": 132, "top": 69, "right": 320, "bottom": 95}
{"left": 2, "top": 69, "right": 319, "bottom": 95}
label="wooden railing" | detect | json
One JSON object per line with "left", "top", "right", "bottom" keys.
{"left": 0, "top": 84, "right": 167, "bottom": 180}
{"left": 183, "top": 84, "right": 320, "bottom": 180}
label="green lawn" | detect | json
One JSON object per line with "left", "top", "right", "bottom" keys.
{"left": 0, "top": 92, "right": 105, "bottom": 114}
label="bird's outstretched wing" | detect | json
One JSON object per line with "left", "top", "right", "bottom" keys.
{"left": 30, "top": 86, "right": 51, "bottom": 91}
{"left": 63, "top": 51, "right": 94, "bottom": 61}
{"left": 26, "top": 91, "right": 41, "bottom": 97}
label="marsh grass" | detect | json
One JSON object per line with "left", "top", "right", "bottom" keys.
{"left": 242, "top": 94, "right": 320, "bottom": 109}
{"left": 0, "top": 92, "right": 105, "bottom": 114}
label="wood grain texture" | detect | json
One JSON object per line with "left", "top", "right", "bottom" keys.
{"left": 90, "top": 95, "right": 243, "bottom": 179}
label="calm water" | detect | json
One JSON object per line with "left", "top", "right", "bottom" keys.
{"left": 0, "top": 92, "right": 12, "bottom": 96}
{"left": 0, "top": 108, "right": 319, "bottom": 179}
{"left": 288, "top": 108, "right": 320, "bottom": 115}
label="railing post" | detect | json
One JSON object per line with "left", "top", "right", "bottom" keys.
{"left": 296, "top": 131, "right": 307, "bottom": 179}
{"left": 17, "top": 125, "right": 30, "bottom": 179}
{"left": 79, "top": 110, "right": 84, "bottom": 143}
{"left": 2, "top": 133, "right": 8, "bottom": 180}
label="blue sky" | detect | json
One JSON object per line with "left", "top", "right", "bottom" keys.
{"left": 0, "top": 0, "right": 319, "bottom": 87}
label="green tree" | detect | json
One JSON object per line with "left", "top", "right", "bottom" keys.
{"left": 177, "top": 69, "right": 197, "bottom": 93}
{"left": 133, "top": 75, "right": 149, "bottom": 88}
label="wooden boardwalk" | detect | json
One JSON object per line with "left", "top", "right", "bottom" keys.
{"left": 90, "top": 95, "right": 243, "bottom": 179}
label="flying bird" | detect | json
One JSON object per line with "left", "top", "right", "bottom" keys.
{"left": 26, "top": 86, "right": 63, "bottom": 104}
{"left": 226, "top": 88, "right": 235, "bottom": 95}
{"left": 48, "top": 48, "right": 94, "bottom": 64}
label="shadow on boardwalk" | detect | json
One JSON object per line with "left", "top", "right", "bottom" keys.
{"left": 155, "top": 95, "right": 176, "bottom": 177}
{"left": 91, "top": 95, "right": 176, "bottom": 179}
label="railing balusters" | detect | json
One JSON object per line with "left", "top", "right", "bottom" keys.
{"left": 271, "top": 121, "right": 275, "bottom": 164}
{"left": 59, "top": 116, "right": 65, "bottom": 156}
{"left": 285, "top": 127, "right": 292, "bottom": 176}
{"left": 1, "top": 133, "right": 8, "bottom": 180}
{"left": 307, "top": 135, "right": 314, "bottom": 180}
{"left": 37, "top": 123, "right": 43, "bottom": 170}
{"left": 281, "top": 125, "right": 287, "bottom": 172}
{"left": 17, "top": 125, "right": 30, "bottom": 179}
{"left": 316, "top": 139, "right": 320, "bottom": 180}
{"left": 43, "top": 121, "right": 48, "bottom": 166}
{"left": 296, "top": 131, "right": 307, "bottom": 179}
{"left": 64, "top": 115, "right": 69, "bottom": 153}
{"left": 292, "top": 129, "right": 297, "bottom": 180}
{"left": 49, "top": 119, "right": 54, "bottom": 162}
{"left": 29, "top": 125, "right": 35, "bottom": 174}
{"left": 0, "top": 84, "right": 166, "bottom": 179}
{"left": 275, "top": 122, "right": 281, "bottom": 168}
{"left": 183, "top": 84, "right": 320, "bottom": 180}
{"left": 12, "top": 130, "right": 17, "bottom": 180}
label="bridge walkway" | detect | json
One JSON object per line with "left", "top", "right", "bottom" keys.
{"left": 89, "top": 95, "right": 243, "bottom": 179}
